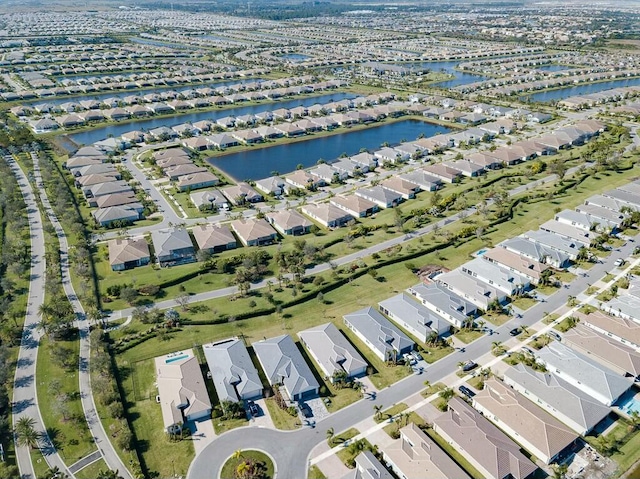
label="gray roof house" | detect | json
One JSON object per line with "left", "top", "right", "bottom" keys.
{"left": 575, "top": 203, "right": 626, "bottom": 229}
{"left": 340, "top": 451, "right": 393, "bottom": 479}
{"left": 539, "top": 219, "right": 594, "bottom": 247}
{"left": 151, "top": 228, "right": 196, "bottom": 267}
{"left": 253, "top": 335, "right": 319, "bottom": 401}
{"left": 190, "top": 189, "right": 229, "bottom": 211}
{"left": 355, "top": 186, "right": 403, "bottom": 209}
{"left": 603, "top": 189, "right": 640, "bottom": 211}
{"left": 379, "top": 293, "right": 450, "bottom": 342}
{"left": 554, "top": 210, "right": 616, "bottom": 234}
{"left": 522, "top": 230, "right": 584, "bottom": 261}
{"left": 93, "top": 205, "right": 141, "bottom": 227}
{"left": 500, "top": 237, "right": 571, "bottom": 269}
{"left": 108, "top": 238, "right": 150, "bottom": 271}
{"left": 222, "top": 182, "right": 263, "bottom": 205}
{"left": 398, "top": 170, "right": 442, "bottom": 192}
{"left": 461, "top": 257, "right": 530, "bottom": 296}
{"left": 343, "top": 307, "right": 415, "bottom": 362}
{"left": 407, "top": 282, "right": 477, "bottom": 329}
{"left": 503, "top": 364, "right": 611, "bottom": 435}
{"left": 436, "top": 269, "right": 506, "bottom": 310}
{"left": 433, "top": 397, "right": 538, "bottom": 479}
{"left": 83, "top": 180, "right": 133, "bottom": 199}
{"left": 191, "top": 224, "right": 237, "bottom": 253}
{"left": 536, "top": 341, "right": 633, "bottom": 406}
{"left": 301, "top": 203, "right": 353, "bottom": 228}
{"left": 298, "top": 323, "right": 367, "bottom": 381}
{"left": 203, "top": 338, "right": 263, "bottom": 403}
{"left": 255, "top": 176, "right": 286, "bottom": 196}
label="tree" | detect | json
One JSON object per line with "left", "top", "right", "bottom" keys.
{"left": 373, "top": 405, "right": 383, "bottom": 421}
{"left": 15, "top": 416, "right": 42, "bottom": 449}
{"left": 96, "top": 470, "right": 124, "bottom": 479}
{"left": 438, "top": 387, "right": 454, "bottom": 402}
{"left": 174, "top": 292, "right": 191, "bottom": 311}
{"left": 326, "top": 427, "right": 334, "bottom": 443}
{"left": 552, "top": 463, "right": 568, "bottom": 479}
{"left": 120, "top": 287, "right": 138, "bottom": 306}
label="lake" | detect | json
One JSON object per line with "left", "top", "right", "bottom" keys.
{"left": 527, "top": 77, "right": 640, "bottom": 102}
{"left": 208, "top": 119, "right": 451, "bottom": 181}
{"left": 279, "top": 53, "right": 311, "bottom": 62}
{"left": 68, "top": 92, "right": 357, "bottom": 145}
{"left": 396, "top": 61, "right": 488, "bottom": 87}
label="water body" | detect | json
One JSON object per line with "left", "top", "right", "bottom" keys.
{"left": 431, "top": 72, "right": 489, "bottom": 88}
{"left": 69, "top": 92, "right": 357, "bottom": 145}
{"left": 279, "top": 53, "right": 311, "bottom": 62}
{"left": 52, "top": 70, "right": 154, "bottom": 80}
{"left": 527, "top": 77, "right": 640, "bottom": 102}
{"left": 535, "top": 64, "right": 569, "bottom": 72}
{"left": 128, "top": 37, "right": 198, "bottom": 50}
{"left": 32, "top": 78, "right": 264, "bottom": 107}
{"left": 208, "top": 119, "right": 451, "bottom": 181}
{"left": 393, "top": 61, "right": 488, "bottom": 87}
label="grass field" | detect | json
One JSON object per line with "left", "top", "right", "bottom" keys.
{"left": 264, "top": 397, "right": 300, "bottom": 430}
{"left": 74, "top": 459, "right": 109, "bottom": 479}
{"left": 328, "top": 427, "right": 359, "bottom": 448}
{"left": 220, "top": 450, "right": 274, "bottom": 479}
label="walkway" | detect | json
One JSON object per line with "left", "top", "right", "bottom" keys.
{"left": 31, "top": 152, "right": 134, "bottom": 479}
{"left": 7, "top": 154, "right": 72, "bottom": 479}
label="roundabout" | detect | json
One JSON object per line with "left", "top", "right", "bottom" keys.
{"left": 220, "top": 449, "right": 275, "bottom": 479}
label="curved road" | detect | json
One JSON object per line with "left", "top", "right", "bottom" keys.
{"left": 30, "top": 152, "right": 134, "bottom": 479}
{"left": 7, "top": 154, "right": 72, "bottom": 479}
{"left": 188, "top": 222, "right": 638, "bottom": 479}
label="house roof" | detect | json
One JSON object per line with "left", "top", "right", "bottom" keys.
{"left": 482, "top": 248, "right": 549, "bottom": 281}
{"left": 255, "top": 175, "right": 285, "bottom": 194}
{"left": 539, "top": 220, "right": 593, "bottom": 245}
{"left": 474, "top": 379, "right": 577, "bottom": 461}
{"left": 108, "top": 238, "right": 150, "bottom": 266}
{"left": 340, "top": 451, "right": 394, "bottom": 479}
{"left": 222, "top": 182, "right": 262, "bottom": 203}
{"left": 330, "top": 195, "right": 377, "bottom": 215}
{"left": 298, "top": 323, "right": 367, "bottom": 378}
{"left": 95, "top": 193, "right": 139, "bottom": 209}
{"left": 355, "top": 186, "right": 402, "bottom": 205}
{"left": 189, "top": 189, "right": 227, "bottom": 209}
{"left": 536, "top": 341, "right": 633, "bottom": 405}
{"left": 379, "top": 293, "right": 448, "bottom": 337}
{"left": 343, "top": 307, "right": 415, "bottom": 359}
{"left": 500, "top": 237, "right": 570, "bottom": 265}
{"left": 253, "top": 335, "right": 319, "bottom": 398}
{"left": 266, "top": 209, "right": 312, "bottom": 232}
{"left": 436, "top": 269, "right": 503, "bottom": 309}
{"left": 93, "top": 205, "right": 140, "bottom": 224}
{"left": 154, "top": 349, "right": 211, "bottom": 429}
{"left": 434, "top": 397, "right": 537, "bottom": 479}
{"left": 399, "top": 170, "right": 442, "bottom": 189}
{"left": 461, "top": 257, "right": 530, "bottom": 293}
{"left": 177, "top": 171, "right": 219, "bottom": 188}
{"left": 230, "top": 218, "right": 276, "bottom": 243}
{"left": 86, "top": 180, "right": 132, "bottom": 197}
{"left": 576, "top": 310, "right": 640, "bottom": 347}
{"left": 408, "top": 282, "right": 477, "bottom": 324}
{"left": 191, "top": 224, "right": 236, "bottom": 251}
{"left": 301, "top": 203, "right": 353, "bottom": 224}
{"left": 384, "top": 423, "right": 469, "bottom": 479}
{"left": 151, "top": 228, "right": 194, "bottom": 258}
{"left": 203, "top": 338, "right": 262, "bottom": 403}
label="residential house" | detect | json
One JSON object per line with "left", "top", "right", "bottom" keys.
{"left": 436, "top": 269, "right": 506, "bottom": 310}
{"left": 576, "top": 310, "right": 640, "bottom": 351}
{"left": 535, "top": 341, "right": 633, "bottom": 406}
{"left": 164, "top": 164, "right": 207, "bottom": 181}
{"left": 151, "top": 228, "right": 196, "bottom": 267}
{"left": 343, "top": 307, "right": 415, "bottom": 362}
{"left": 523, "top": 230, "right": 583, "bottom": 261}
{"left": 222, "top": 183, "right": 263, "bottom": 206}
{"left": 442, "top": 159, "right": 485, "bottom": 178}
{"left": 422, "top": 164, "right": 461, "bottom": 183}
{"left": 340, "top": 451, "right": 394, "bottom": 479}
{"left": 255, "top": 176, "right": 286, "bottom": 196}
{"left": 202, "top": 339, "right": 263, "bottom": 404}
{"left": 177, "top": 172, "right": 220, "bottom": 192}
{"left": 398, "top": 170, "right": 442, "bottom": 192}
{"left": 381, "top": 178, "right": 420, "bottom": 200}
{"left": 539, "top": 220, "right": 594, "bottom": 247}
{"left": 93, "top": 205, "right": 141, "bottom": 227}
{"left": 83, "top": 180, "right": 133, "bottom": 199}
{"left": 381, "top": 290, "right": 450, "bottom": 343}
{"left": 330, "top": 195, "right": 379, "bottom": 218}
{"left": 575, "top": 203, "right": 625, "bottom": 230}
{"left": 355, "top": 186, "right": 402, "bottom": 209}
{"left": 472, "top": 378, "right": 578, "bottom": 464}
{"left": 407, "top": 282, "right": 477, "bottom": 329}
{"left": 94, "top": 193, "right": 140, "bottom": 209}
{"left": 108, "top": 238, "right": 150, "bottom": 271}
{"left": 482, "top": 248, "right": 549, "bottom": 285}
{"left": 298, "top": 323, "right": 367, "bottom": 381}
{"left": 190, "top": 189, "right": 229, "bottom": 211}
{"left": 191, "top": 224, "right": 237, "bottom": 254}
{"left": 301, "top": 203, "right": 353, "bottom": 228}
{"left": 433, "top": 397, "right": 537, "bottom": 479}
{"left": 253, "top": 335, "right": 319, "bottom": 401}
{"left": 266, "top": 210, "right": 312, "bottom": 236}
{"left": 461, "top": 257, "right": 530, "bottom": 296}
{"left": 500, "top": 237, "right": 571, "bottom": 269}
{"left": 154, "top": 349, "right": 212, "bottom": 432}
{"left": 230, "top": 218, "right": 277, "bottom": 247}
{"left": 285, "top": 170, "right": 325, "bottom": 190}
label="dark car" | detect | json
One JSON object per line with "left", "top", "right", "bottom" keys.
{"left": 458, "top": 385, "right": 475, "bottom": 398}
{"left": 462, "top": 361, "right": 477, "bottom": 372}
{"left": 509, "top": 327, "right": 521, "bottom": 336}
{"left": 247, "top": 401, "right": 259, "bottom": 416}
{"left": 298, "top": 403, "right": 313, "bottom": 418}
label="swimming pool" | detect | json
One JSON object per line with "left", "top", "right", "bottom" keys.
{"left": 165, "top": 354, "right": 189, "bottom": 364}
{"left": 475, "top": 249, "right": 488, "bottom": 257}
{"left": 617, "top": 395, "right": 640, "bottom": 415}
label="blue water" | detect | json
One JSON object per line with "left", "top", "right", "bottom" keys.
{"left": 476, "top": 249, "right": 488, "bottom": 257}
{"left": 129, "top": 37, "right": 197, "bottom": 50}
{"left": 165, "top": 354, "right": 189, "bottom": 364}
{"left": 527, "top": 77, "right": 640, "bottom": 102}
{"left": 535, "top": 64, "right": 569, "bottom": 72}
{"left": 69, "top": 92, "right": 357, "bottom": 146}
{"left": 28, "top": 77, "right": 264, "bottom": 107}
{"left": 208, "top": 119, "right": 451, "bottom": 181}
{"left": 390, "top": 61, "right": 488, "bottom": 88}
{"left": 618, "top": 396, "right": 640, "bottom": 415}
{"left": 280, "top": 53, "right": 310, "bottom": 62}
{"left": 432, "top": 72, "right": 489, "bottom": 88}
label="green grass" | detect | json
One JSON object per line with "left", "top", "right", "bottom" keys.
{"left": 535, "top": 284, "right": 560, "bottom": 296}
{"left": 328, "top": 427, "right": 359, "bottom": 448}
{"left": 467, "top": 376, "right": 485, "bottom": 390}
{"left": 308, "top": 465, "right": 327, "bottom": 479}
{"left": 382, "top": 411, "right": 426, "bottom": 437}
{"left": 422, "top": 382, "right": 447, "bottom": 398}
{"left": 511, "top": 297, "right": 537, "bottom": 311}
{"left": 555, "top": 270, "right": 577, "bottom": 283}
{"left": 213, "top": 417, "right": 249, "bottom": 435}
{"left": 454, "top": 329, "right": 484, "bottom": 344}
{"left": 220, "top": 450, "right": 274, "bottom": 479}
{"left": 375, "top": 403, "right": 408, "bottom": 423}
{"left": 74, "top": 459, "right": 109, "bottom": 479}
{"left": 483, "top": 312, "right": 511, "bottom": 326}
{"left": 420, "top": 345, "right": 455, "bottom": 364}
{"left": 425, "top": 427, "right": 484, "bottom": 479}
{"left": 264, "top": 397, "right": 300, "bottom": 430}
{"left": 36, "top": 336, "right": 95, "bottom": 464}
{"left": 336, "top": 438, "right": 375, "bottom": 468}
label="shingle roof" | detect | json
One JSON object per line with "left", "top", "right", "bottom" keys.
{"left": 151, "top": 228, "right": 193, "bottom": 258}
{"left": 191, "top": 224, "right": 236, "bottom": 251}
{"left": 108, "top": 238, "right": 150, "bottom": 266}
{"left": 343, "top": 307, "right": 415, "bottom": 359}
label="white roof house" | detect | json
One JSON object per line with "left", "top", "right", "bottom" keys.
{"left": 379, "top": 293, "right": 450, "bottom": 342}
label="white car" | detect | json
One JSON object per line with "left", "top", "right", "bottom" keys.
{"left": 615, "top": 258, "right": 625, "bottom": 267}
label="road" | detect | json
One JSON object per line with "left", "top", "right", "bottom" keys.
{"left": 30, "top": 152, "right": 134, "bottom": 479}
{"left": 187, "top": 232, "right": 638, "bottom": 479}
{"left": 7, "top": 154, "right": 72, "bottom": 479}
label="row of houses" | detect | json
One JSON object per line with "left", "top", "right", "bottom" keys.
{"left": 152, "top": 148, "right": 220, "bottom": 192}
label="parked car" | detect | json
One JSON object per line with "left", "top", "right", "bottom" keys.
{"left": 458, "top": 385, "right": 475, "bottom": 398}
{"left": 547, "top": 330, "right": 562, "bottom": 342}
{"left": 247, "top": 401, "right": 259, "bottom": 416}
{"left": 615, "top": 258, "right": 626, "bottom": 267}
{"left": 509, "top": 327, "right": 522, "bottom": 337}
{"left": 411, "top": 351, "right": 422, "bottom": 362}
{"left": 461, "top": 361, "right": 477, "bottom": 372}
{"left": 298, "top": 402, "right": 313, "bottom": 418}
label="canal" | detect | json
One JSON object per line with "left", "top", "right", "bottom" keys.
{"left": 68, "top": 92, "right": 357, "bottom": 146}
{"left": 208, "top": 119, "right": 451, "bottom": 181}
{"left": 526, "top": 77, "right": 640, "bottom": 102}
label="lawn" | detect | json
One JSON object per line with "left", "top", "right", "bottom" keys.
{"left": 336, "top": 438, "right": 375, "bottom": 468}
{"left": 36, "top": 336, "right": 95, "bottom": 464}
{"left": 382, "top": 411, "right": 426, "bottom": 437}
{"left": 220, "top": 450, "right": 274, "bottom": 479}
{"left": 535, "top": 285, "right": 560, "bottom": 296}
{"left": 555, "top": 270, "right": 577, "bottom": 283}
{"left": 328, "top": 427, "right": 359, "bottom": 448}
{"left": 308, "top": 465, "right": 327, "bottom": 479}
{"left": 75, "top": 459, "right": 109, "bottom": 479}
{"left": 264, "top": 397, "right": 300, "bottom": 430}
{"left": 483, "top": 312, "right": 512, "bottom": 327}
{"left": 420, "top": 344, "right": 454, "bottom": 364}
{"left": 375, "top": 403, "right": 408, "bottom": 423}
{"left": 425, "top": 427, "right": 484, "bottom": 479}
{"left": 467, "top": 376, "right": 486, "bottom": 390}
{"left": 454, "top": 329, "right": 484, "bottom": 344}
{"left": 511, "top": 296, "right": 537, "bottom": 311}
{"left": 421, "top": 382, "right": 447, "bottom": 398}
{"left": 213, "top": 417, "right": 249, "bottom": 435}
{"left": 30, "top": 449, "right": 51, "bottom": 479}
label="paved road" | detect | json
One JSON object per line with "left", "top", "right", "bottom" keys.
{"left": 31, "top": 153, "right": 134, "bottom": 479}
{"left": 7, "top": 155, "right": 72, "bottom": 479}
{"left": 187, "top": 234, "right": 638, "bottom": 479}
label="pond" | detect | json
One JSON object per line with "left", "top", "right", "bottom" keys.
{"left": 68, "top": 92, "right": 357, "bottom": 146}
{"left": 208, "top": 119, "right": 451, "bottom": 181}
{"left": 526, "top": 77, "right": 640, "bottom": 102}
{"left": 279, "top": 53, "right": 311, "bottom": 62}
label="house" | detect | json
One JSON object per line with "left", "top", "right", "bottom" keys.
{"left": 503, "top": 364, "right": 611, "bottom": 435}
{"left": 539, "top": 220, "right": 594, "bottom": 247}
{"left": 355, "top": 186, "right": 402, "bottom": 209}
{"left": 381, "top": 178, "right": 420, "bottom": 200}
{"left": 191, "top": 224, "right": 237, "bottom": 254}
{"left": 330, "top": 195, "right": 379, "bottom": 218}
{"left": 266, "top": 210, "right": 312, "bottom": 236}
{"left": 432, "top": 397, "right": 538, "bottom": 479}
{"left": 467, "top": 152, "right": 503, "bottom": 170}
{"left": 208, "top": 133, "right": 239, "bottom": 149}
{"left": 535, "top": 342, "right": 633, "bottom": 406}
{"left": 285, "top": 170, "right": 325, "bottom": 190}
{"left": 255, "top": 176, "right": 286, "bottom": 196}
{"left": 75, "top": 174, "right": 118, "bottom": 188}
{"left": 349, "top": 152, "right": 378, "bottom": 170}
{"left": 151, "top": 228, "right": 196, "bottom": 267}
{"left": 383, "top": 423, "right": 470, "bottom": 479}
{"left": 500, "top": 237, "right": 571, "bottom": 269}
{"left": 407, "top": 282, "right": 477, "bottom": 329}
{"left": 482, "top": 248, "right": 549, "bottom": 285}
{"left": 602, "top": 290, "right": 640, "bottom": 324}
{"left": 522, "top": 230, "right": 583, "bottom": 261}
{"left": 298, "top": 323, "right": 367, "bottom": 381}
{"left": 164, "top": 164, "right": 207, "bottom": 181}
{"left": 222, "top": 183, "right": 263, "bottom": 206}
{"left": 461, "top": 257, "right": 530, "bottom": 296}
{"left": 84, "top": 180, "right": 133, "bottom": 199}
{"left": 563, "top": 325, "right": 640, "bottom": 380}
{"left": 343, "top": 307, "right": 414, "bottom": 362}
{"left": 379, "top": 293, "right": 449, "bottom": 342}
{"left": 94, "top": 193, "right": 140, "bottom": 209}
{"left": 442, "top": 159, "right": 485, "bottom": 178}
{"left": 154, "top": 349, "right": 212, "bottom": 433}
{"left": 202, "top": 338, "right": 262, "bottom": 404}
{"left": 472, "top": 378, "right": 578, "bottom": 464}
{"left": 190, "top": 189, "right": 229, "bottom": 211}
{"left": 253, "top": 335, "right": 319, "bottom": 401}
{"left": 423, "top": 164, "right": 461, "bottom": 183}
{"left": 374, "top": 147, "right": 409, "bottom": 164}
{"left": 108, "top": 238, "right": 150, "bottom": 271}
{"left": 230, "top": 218, "right": 277, "bottom": 247}
{"left": 176, "top": 172, "right": 220, "bottom": 192}
{"left": 308, "top": 164, "right": 344, "bottom": 184}
{"left": 576, "top": 310, "right": 640, "bottom": 350}
{"left": 575, "top": 203, "right": 625, "bottom": 230}
{"left": 301, "top": 203, "right": 353, "bottom": 228}
{"left": 93, "top": 205, "right": 141, "bottom": 227}
{"left": 398, "top": 170, "right": 442, "bottom": 192}
{"left": 436, "top": 269, "right": 506, "bottom": 310}
{"left": 340, "top": 451, "right": 394, "bottom": 479}
{"left": 603, "top": 189, "right": 640, "bottom": 211}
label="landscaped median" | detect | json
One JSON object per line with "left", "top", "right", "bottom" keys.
{"left": 220, "top": 450, "right": 274, "bottom": 479}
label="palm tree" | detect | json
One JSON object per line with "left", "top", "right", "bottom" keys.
{"left": 96, "top": 470, "right": 124, "bottom": 479}
{"left": 232, "top": 449, "right": 243, "bottom": 461}
{"left": 439, "top": 387, "right": 454, "bottom": 402}
{"left": 373, "top": 405, "right": 383, "bottom": 421}
{"left": 15, "top": 416, "right": 42, "bottom": 449}
{"left": 326, "top": 427, "right": 335, "bottom": 443}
